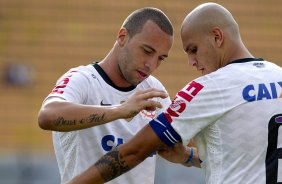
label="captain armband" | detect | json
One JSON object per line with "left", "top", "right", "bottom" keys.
{"left": 149, "top": 113, "right": 181, "bottom": 147}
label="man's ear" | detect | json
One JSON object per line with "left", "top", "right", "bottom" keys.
{"left": 117, "top": 28, "right": 128, "bottom": 46}
{"left": 212, "top": 27, "right": 224, "bottom": 47}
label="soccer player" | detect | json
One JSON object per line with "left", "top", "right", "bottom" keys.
{"left": 67, "top": 3, "right": 282, "bottom": 184}
{"left": 38, "top": 7, "right": 174, "bottom": 184}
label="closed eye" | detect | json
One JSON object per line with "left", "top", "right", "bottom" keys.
{"left": 143, "top": 45, "right": 167, "bottom": 62}
{"left": 159, "top": 56, "right": 166, "bottom": 62}
{"left": 184, "top": 44, "right": 197, "bottom": 55}
{"left": 189, "top": 47, "right": 197, "bottom": 54}
{"left": 143, "top": 47, "right": 153, "bottom": 55}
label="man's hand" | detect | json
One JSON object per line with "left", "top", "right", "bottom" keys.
{"left": 119, "top": 88, "right": 168, "bottom": 119}
{"left": 158, "top": 142, "right": 187, "bottom": 163}
{"left": 158, "top": 142, "right": 201, "bottom": 168}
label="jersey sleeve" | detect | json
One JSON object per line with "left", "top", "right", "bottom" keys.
{"left": 46, "top": 67, "right": 90, "bottom": 103}
{"left": 168, "top": 77, "right": 226, "bottom": 146}
{"left": 149, "top": 76, "right": 228, "bottom": 147}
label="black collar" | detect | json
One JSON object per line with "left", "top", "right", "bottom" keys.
{"left": 226, "top": 58, "right": 264, "bottom": 66}
{"left": 92, "top": 63, "right": 136, "bottom": 92}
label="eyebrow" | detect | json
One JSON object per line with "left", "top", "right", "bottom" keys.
{"left": 143, "top": 44, "right": 168, "bottom": 58}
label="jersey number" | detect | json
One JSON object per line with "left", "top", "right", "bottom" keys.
{"left": 266, "top": 114, "right": 282, "bottom": 184}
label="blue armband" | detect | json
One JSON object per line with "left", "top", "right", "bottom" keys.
{"left": 149, "top": 113, "right": 181, "bottom": 147}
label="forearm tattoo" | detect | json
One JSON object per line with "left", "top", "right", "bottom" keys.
{"left": 94, "top": 148, "right": 130, "bottom": 182}
{"left": 53, "top": 113, "right": 105, "bottom": 127}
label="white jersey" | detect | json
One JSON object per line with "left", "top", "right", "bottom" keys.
{"left": 150, "top": 58, "right": 282, "bottom": 184}
{"left": 46, "top": 63, "right": 171, "bottom": 184}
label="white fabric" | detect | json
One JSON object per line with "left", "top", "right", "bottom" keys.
{"left": 170, "top": 60, "right": 282, "bottom": 184}
{"left": 47, "top": 64, "right": 171, "bottom": 184}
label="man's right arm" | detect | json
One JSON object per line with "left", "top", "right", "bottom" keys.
{"left": 67, "top": 112, "right": 184, "bottom": 184}
{"left": 38, "top": 88, "right": 168, "bottom": 132}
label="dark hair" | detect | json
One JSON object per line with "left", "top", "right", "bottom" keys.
{"left": 122, "top": 7, "right": 173, "bottom": 38}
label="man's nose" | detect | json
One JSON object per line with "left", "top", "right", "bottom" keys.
{"left": 144, "top": 57, "right": 158, "bottom": 69}
{"left": 188, "top": 56, "right": 197, "bottom": 66}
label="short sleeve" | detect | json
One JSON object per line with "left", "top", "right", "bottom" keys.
{"left": 46, "top": 68, "right": 90, "bottom": 104}
{"left": 168, "top": 78, "right": 226, "bottom": 146}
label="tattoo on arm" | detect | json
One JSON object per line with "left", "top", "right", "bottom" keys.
{"left": 94, "top": 148, "right": 130, "bottom": 182}
{"left": 53, "top": 113, "right": 105, "bottom": 127}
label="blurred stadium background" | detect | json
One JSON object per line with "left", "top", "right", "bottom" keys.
{"left": 0, "top": 0, "right": 281, "bottom": 183}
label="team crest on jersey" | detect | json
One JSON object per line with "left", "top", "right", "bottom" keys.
{"left": 124, "top": 109, "right": 157, "bottom": 122}
{"left": 140, "top": 109, "right": 157, "bottom": 119}
{"left": 166, "top": 99, "right": 186, "bottom": 118}
{"left": 119, "top": 100, "right": 157, "bottom": 122}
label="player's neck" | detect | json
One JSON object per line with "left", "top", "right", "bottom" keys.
{"left": 99, "top": 56, "right": 133, "bottom": 88}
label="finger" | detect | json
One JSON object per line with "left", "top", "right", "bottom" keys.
{"left": 142, "top": 90, "right": 168, "bottom": 100}
{"left": 145, "top": 106, "right": 157, "bottom": 111}
{"left": 138, "top": 88, "right": 162, "bottom": 94}
{"left": 144, "top": 100, "right": 163, "bottom": 109}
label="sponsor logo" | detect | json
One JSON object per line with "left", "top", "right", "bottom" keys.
{"left": 101, "top": 134, "right": 155, "bottom": 157}
{"left": 166, "top": 99, "right": 186, "bottom": 118}
{"left": 253, "top": 62, "right": 265, "bottom": 68}
{"left": 165, "top": 81, "right": 204, "bottom": 122}
{"left": 51, "top": 70, "right": 78, "bottom": 94}
{"left": 242, "top": 81, "right": 282, "bottom": 102}
{"left": 91, "top": 74, "right": 97, "bottom": 79}
{"left": 101, "top": 135, "right": 123, "bottom": 151}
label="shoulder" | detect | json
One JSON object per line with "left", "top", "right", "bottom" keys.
{"left": 53, "top": 65, "right": 97, "bottom": 89}
{"left": 193, "top": 64, "right": 243, "bottom": 88}
{"left": 66, "top": 64, "right": 96, "bottom": 78}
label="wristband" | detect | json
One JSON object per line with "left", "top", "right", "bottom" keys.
{"left": 185, "top": 147, "right": 194, "bottom": 164}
